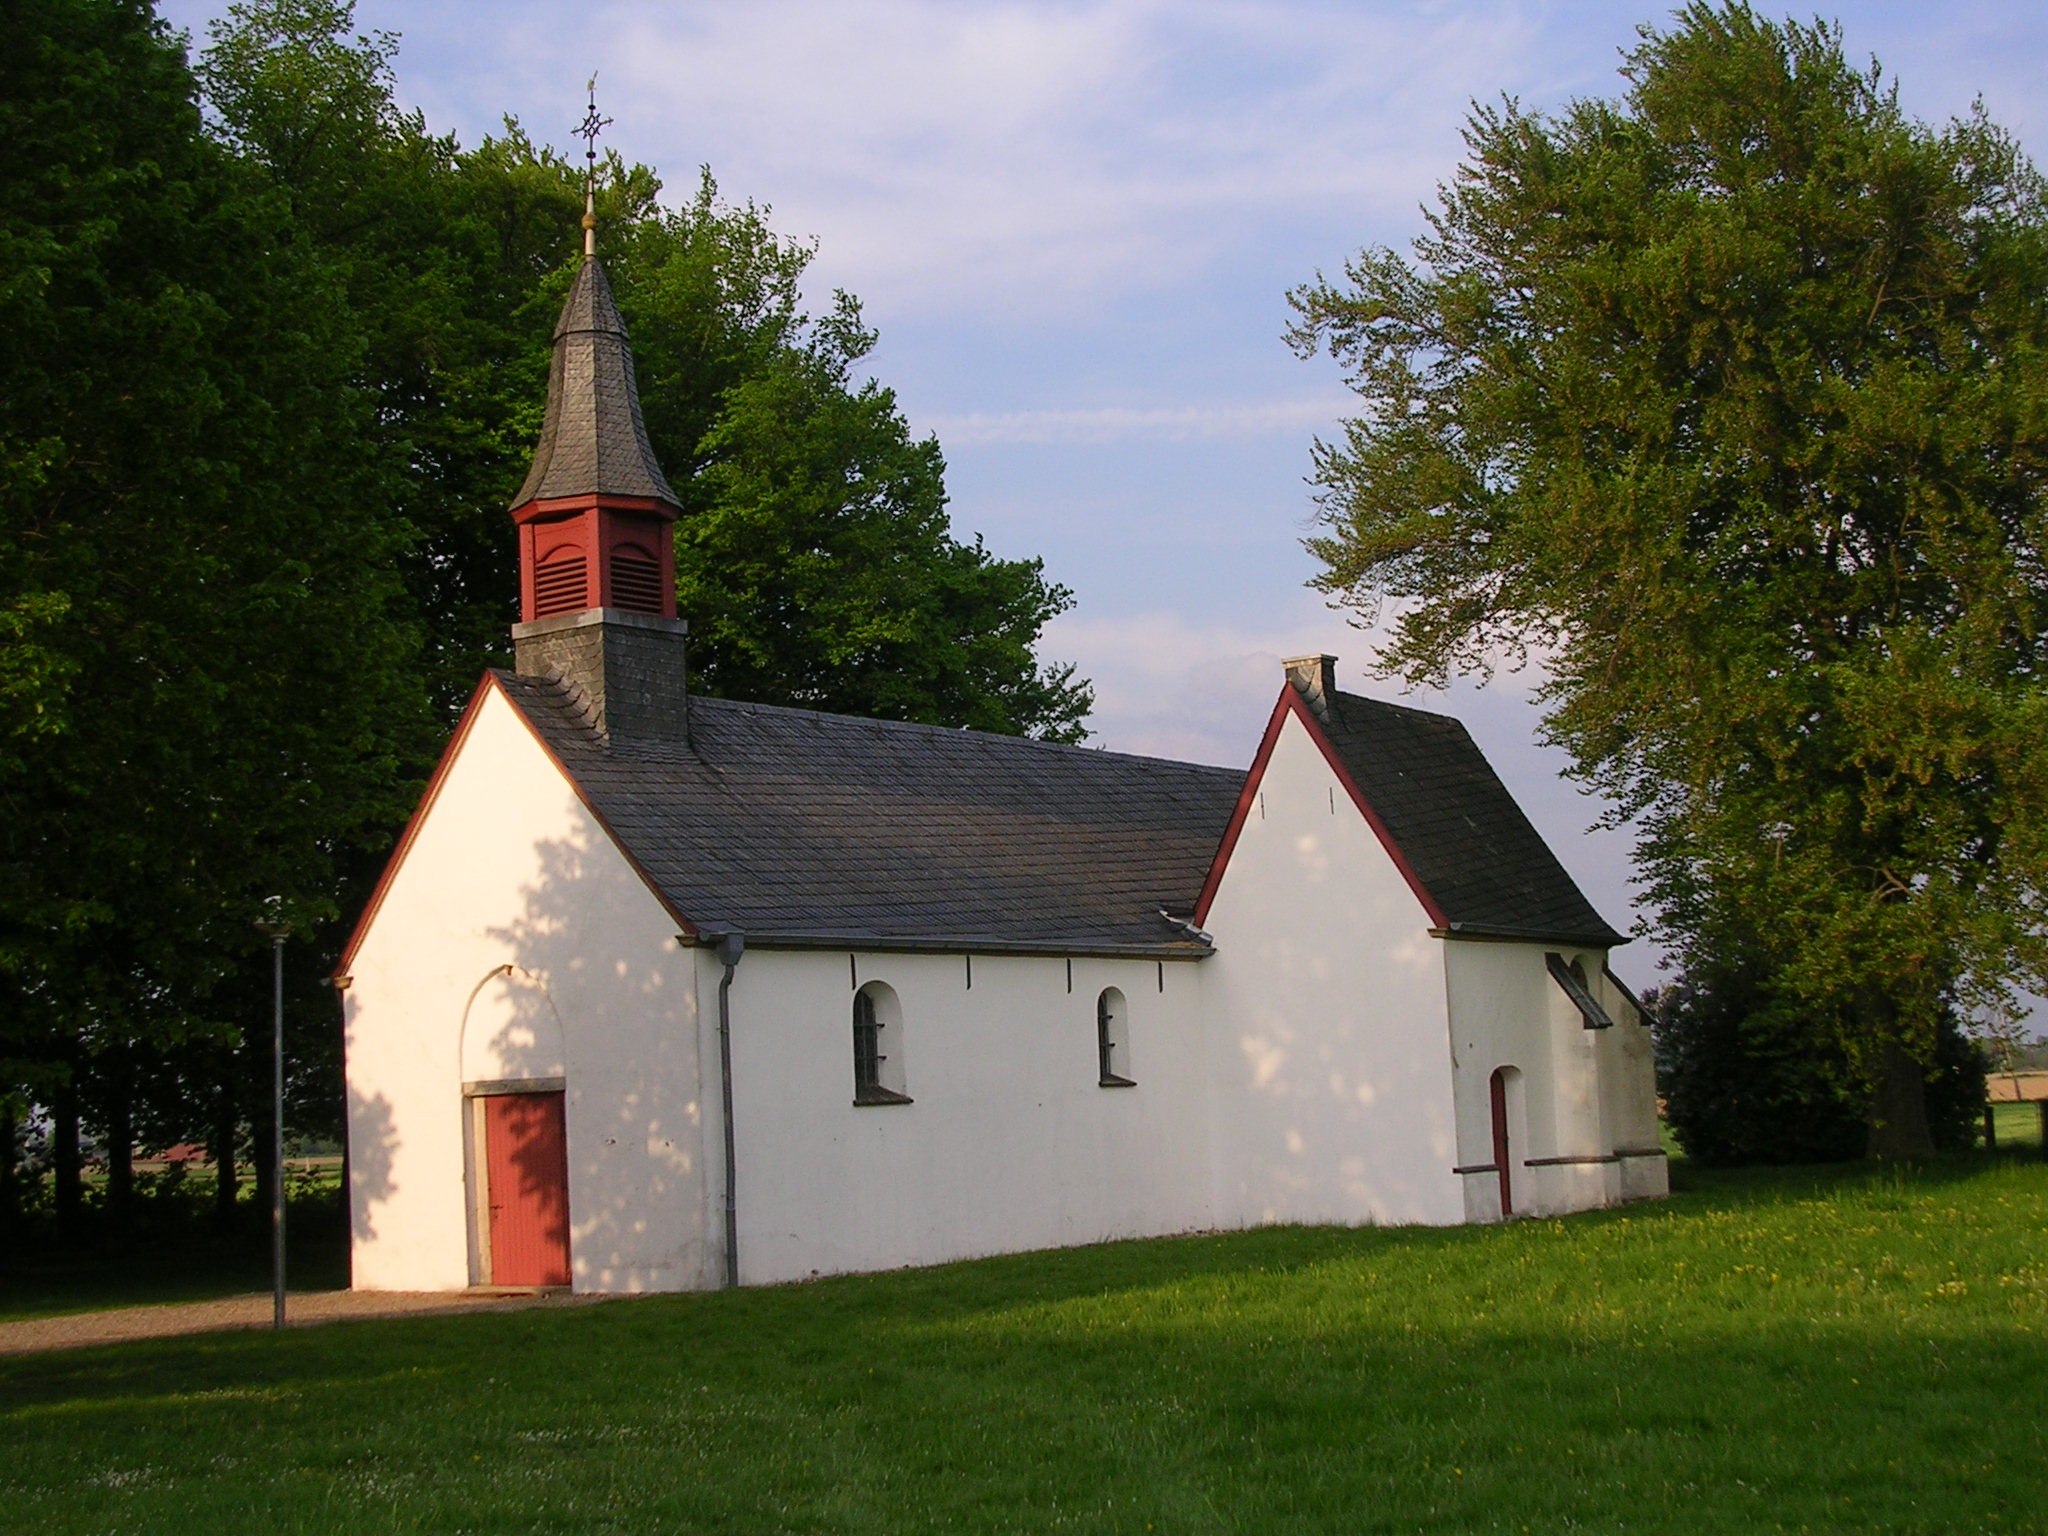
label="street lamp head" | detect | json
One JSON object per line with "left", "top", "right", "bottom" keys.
{"left": 256, "top": 894, "right": 291, "bottom": 942}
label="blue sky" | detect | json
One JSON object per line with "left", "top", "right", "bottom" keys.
{"left": 159, "top": 1, "right": 2047, "bottom": 995}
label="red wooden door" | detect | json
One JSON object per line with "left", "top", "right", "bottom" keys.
{"left": 1489, "top": 1069, "right": 1513, "bottom": 1218}
{"left": 483, "top": 1091, "right": 571, "bottom": 1286}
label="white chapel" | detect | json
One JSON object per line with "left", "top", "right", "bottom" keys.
{"left": 336, "top": 234, "right": 1666, "bottom": 1295}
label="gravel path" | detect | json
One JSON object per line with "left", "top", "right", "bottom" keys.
{"left": 0, "top": 1288, "right": 602, "bottom": 1357}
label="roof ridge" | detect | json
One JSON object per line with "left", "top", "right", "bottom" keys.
{"left": 684, "top": 692, "right": 1245, "bottom": 777}
{"left": 491, "top": 668, "right": 602, "bottom": 738}
{"left": 1329, "top": 688, "right": 1465, "bottom": 728}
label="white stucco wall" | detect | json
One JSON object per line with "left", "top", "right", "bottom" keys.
{"left": 1599, "top": 984, "right": 1671, "bottom": 1202}
{"left": 344, "top": 681, "right": 1663, "bottom": 1297}
{"left": 718, "top": 948, "right": 1214, "bottom": 1284}
{"left": 1444, "top": 942, "right": 1668, "bottom": 1218}
{"left": 343, "top": 683, "right": 711, "bottom": 1293}
{"left": 1197, "top": 709, "right": 1465, "bottom": 1229}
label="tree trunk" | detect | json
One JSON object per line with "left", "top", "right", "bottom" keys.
{"left": 104, "top": 1044, "right": 133, "bottom": 1238}
{"left": 1867, "top": 1036, "right": 1936, "bottom": 1159}
{"left": 0, "top": 1103, "right": 17, "bottom": 1254}
{"left": 211, "top": 1058, "right": 238, "bottom": 1230}
{"left": 52, "top": 1069, "right": 81, "bottom": 1241}
{"left": 250, "top": 1037, "right": 277, "bottom": 1226}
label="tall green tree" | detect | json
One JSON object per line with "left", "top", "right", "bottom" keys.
{"left": 0, "top": 0, "right": 429, "bottom": 1185}
{"left": 1287, "top": 3, "right": 2048, "bottom": 1155}
{"left": 1, "top": 0, "right": 1092, "bottom": 1218}
{"left": 637, "top": 223, "right": 1088, "bottom": 739}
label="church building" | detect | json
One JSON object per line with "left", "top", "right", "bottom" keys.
{"left": 335, "top": 220, "right": 1666, "bottom": 1295}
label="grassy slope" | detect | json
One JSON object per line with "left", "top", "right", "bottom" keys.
{"left": 3, "top": 1158, "right": 2045, "bottom": 1535}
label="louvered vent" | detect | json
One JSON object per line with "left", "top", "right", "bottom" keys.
{"left": 533, "top": 554, "right": 588, "bottom": 618}
{"left": 609, "top": 547, "right": 663, "bottom": 614}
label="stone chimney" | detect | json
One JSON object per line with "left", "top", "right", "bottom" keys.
{"left": 1283, "top": 654, "right": 1338, "bottom": 720}
{"left": 514, "top": 608, "right": 690, "bottom": 747}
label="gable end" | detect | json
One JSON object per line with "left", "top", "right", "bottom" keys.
{"left": 1192, "top": 687, "right": 1450, "bottom": 929}
{"left": 335, "top": 673, "right": 698, "bottom": 979}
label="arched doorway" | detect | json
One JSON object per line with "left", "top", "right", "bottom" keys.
{"left": 1489, "top": 1067, "right": 1518, "bottom": 1218}
{"left": 460, "top": 966, "right": 572, "bottom": 1286}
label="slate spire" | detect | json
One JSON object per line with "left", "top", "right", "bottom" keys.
{"left": 507, "top": 257, "right": 680, "bottom": 513}
{"left": 507, "top": 86, "right": 681, "bottom": 628}
{"left": 508, "top": 92, "right": 689, "bottom": 750}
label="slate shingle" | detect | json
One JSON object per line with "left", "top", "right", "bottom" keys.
{"left": 495, "top": 672, "right": 1241, "bottom": 954}
{"left": 1315, "top": 689, "right": 1625, "bottom": 946}
{"left": 509, "top": 259, "right": 679, "bottom": 510}
{"left": 491, "top": 671, "right": 1623, "bottom": 955}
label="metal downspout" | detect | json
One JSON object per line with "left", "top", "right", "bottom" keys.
{"left": 713, "top": 931, "right": 745, "bottom": 1289}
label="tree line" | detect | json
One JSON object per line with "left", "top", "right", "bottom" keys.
{"left": 0, "top": 0, "right": 1091, "bottom": 1245}
{"left": 1293, "top": 3, "right": 2048, "bottom": 1158}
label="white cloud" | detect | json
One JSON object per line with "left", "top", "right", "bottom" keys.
{"left": 923, "top": 395, "right": 1354, "bottom": 444}
{"left": 530, "top": 0, "right": 1560, "bottom": 317}
{"left": 1044, "top": 594, "right": 1550, "bottom": 763}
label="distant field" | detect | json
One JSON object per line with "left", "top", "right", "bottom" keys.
{"left": 2, "top": 1155, "right": 2045, "bottom": 1534}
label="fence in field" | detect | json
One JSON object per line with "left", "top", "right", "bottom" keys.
{"left": 1981, "top": 1095, "right": 2048, "bottom": 1154}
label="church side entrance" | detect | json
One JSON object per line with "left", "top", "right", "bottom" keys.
{"left": 1489, "top": 1068, "right": 1515, "bottom": 1218}
{"left": 475, "top": 1089, "right": 572, "bottom": 1287}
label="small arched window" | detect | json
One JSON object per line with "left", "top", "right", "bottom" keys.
{"left": 1546, "top": 952, "right": 1614, "bottom": 1030}
{"left": 1096, "top": 988, "right": 1134, "bottom": 1087}
{"left": 852, "top": 982, "right": 911, "bottom": 1105}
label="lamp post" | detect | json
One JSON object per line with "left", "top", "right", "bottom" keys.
{"left": 257, "top": 902, "right": 290, "bottom": 1330}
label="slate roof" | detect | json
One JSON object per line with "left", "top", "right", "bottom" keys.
{"left": 509, "top": 258, "right": 680, "bottom": 511}
{"left": 1313, "top": 689, "right": 1626, "bottom": 947}
{"left": 492, "top": 671, "right": 1243, "bottom": 955}
{"left": 481, "top": 668, "right": 1622, "bottom": 956}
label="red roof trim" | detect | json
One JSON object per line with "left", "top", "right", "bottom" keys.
{"left": 333, "top": 673, "right": 496, "bottom": 978}
{"left": 332, "top": 675, "right": 699, "bottom": 980}
{"left": 510, "top": 492, "right": 679, "bottom": 525}
{"left": 1192, "top": 689, "right": 1292, "bottom": 926}
{"left": 1193, "top": 687, "right": 1449, "bottom": 929}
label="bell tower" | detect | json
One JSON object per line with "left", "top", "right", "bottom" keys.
{"left": 507, "top": 253, "right": 680, "bottom": 623}
{"left": 509, "top": 88, "right": 690, "bottom": 747}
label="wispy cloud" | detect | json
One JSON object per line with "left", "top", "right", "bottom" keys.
{"left": 532, "top": 0, "right": 1561, "bottom": 317}
{"left": 923, "top": 395, "right": 1354, "bottom": 445}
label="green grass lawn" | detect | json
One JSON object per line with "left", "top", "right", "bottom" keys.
{"left": 4, "top": 1156, "right": 2046, "bottom": 1534}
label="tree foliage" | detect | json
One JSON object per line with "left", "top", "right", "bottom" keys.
{"left": 1651, "top": 947, "right": 1987, "bottom": 1165}
{"left": 1288, "top": 3, "right": 2048, "bottom": 1154}
{"left": 198, "top": 0, "right": 1089, "bottom": 739}
{"left": 0, "top": 0, "right": 428, "bottom": 1072}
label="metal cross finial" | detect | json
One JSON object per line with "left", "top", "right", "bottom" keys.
{"left": 577, "top": 74, "right": 612, "bottom": 169}
{"left": 577, "top": 75, "right": 612, "bottom": 257}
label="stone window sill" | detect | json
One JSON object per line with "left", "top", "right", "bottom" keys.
{"left": 853, "top": 1086, "right": 914, "bottom": 1107}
